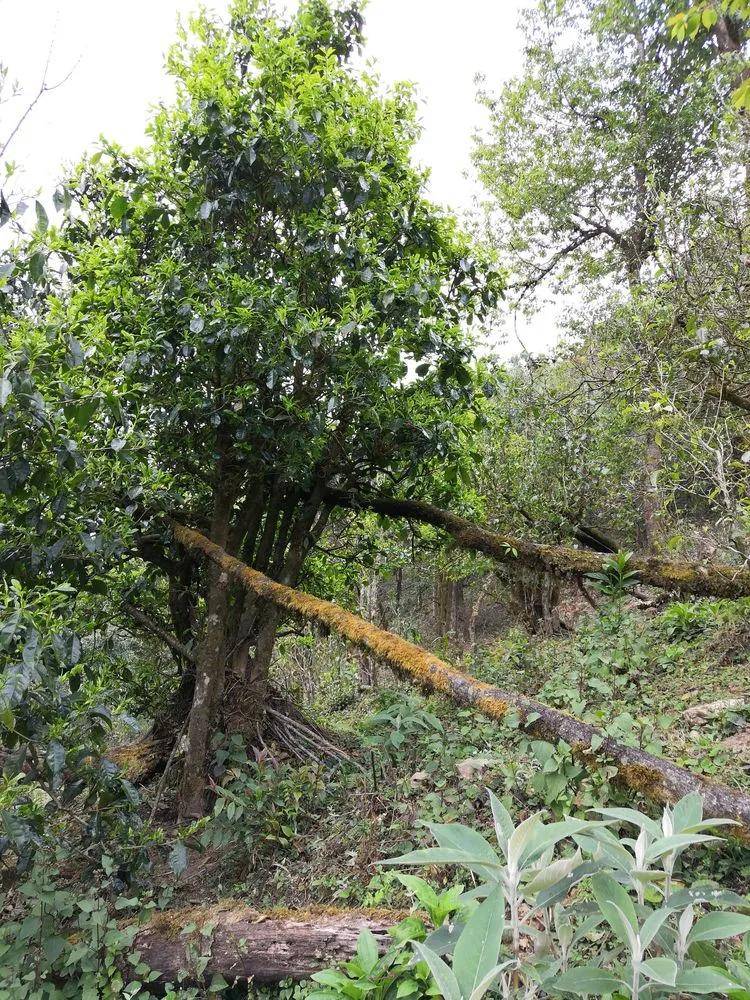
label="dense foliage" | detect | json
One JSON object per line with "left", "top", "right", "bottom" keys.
{"left": 2, "top": 0, "right": 750, "bottom": 996}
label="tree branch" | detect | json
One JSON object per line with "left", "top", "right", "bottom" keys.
{"left": 122, "top": 603, "right": 195, "bottom": 663}
{"left": 173, "top": 521, "right": 750, "bottom": 837}
{"left": 323, "top": 489, "right": 750, "bottom": 599}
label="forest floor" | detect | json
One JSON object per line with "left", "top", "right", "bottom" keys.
{"left": 143, "top": 594, "right": 750, "bottom": 915}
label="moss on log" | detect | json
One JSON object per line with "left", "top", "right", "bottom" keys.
{"left": 324, "top": 489, "right": 750, "bottom": 599}
{"left": 173, "top": 522, "right": 750, "bottom": 836}
{"left": 130, "top": 903, "right": 398, "bottom": 985}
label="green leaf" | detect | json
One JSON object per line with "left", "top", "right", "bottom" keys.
{"left": 47, "top": 741, "right": 65, "bottom": 790}
{"left": 591, "top": 806, "right": 660, "bottom": 839}
{"left": 386, "top": 847, "right": 463, "bottom": 865}
{"left": 525, "top": 852, "right": 582, "bottom": 896}
{"left": 389, "top": 916, "right": 426, "bottom": 944}
{"left": 689, "top": 912, "right": 750, "bottom": 944}
{"left": 42, "top": 935, "right": 67, "bottom": 963}
{"left": 110, "top": 195, "right": 129, "bottom": 222}
{"left": 672, "top": 792, "right": 703, "bottom": 831}
{"left": 641, "top": 907, "right": 671, "bottom": 950}
{"left": 507, "top": 811, "right": 543, "bottom": 868}
{"left": 355, "top": 928, "right": 379, "bottom": 974}
{"left": 413, "top": 943, "right": 461, "bottom": 1000}
{"left": 452, "top": 886, "right": 505, "bottom": 1000}
{"left": 169, "top": 841, "right": 188, "bottom": 876}
{"left": 426, "top": 822, "right": 503, "bottom": 868}
{"left": 396, "top": 979, "right": 421, "bottom": 998}
{"left": 311, "top": 971, "right": 352, "bottom": 990}
{"left": 469, "top": 961, "right": 515, "bottom": 1000}
{"left": 523, "top": 819, "right": 593, "bottom": 866}
{"left": 396, "top": 874, "right": 440, "bottom": 911}
{"left": 534, "top": 861, "right": 601, "bottom": 910}
{"left": 551, "top": 966, "right": 623, "bottom": 996}
{"left": 689, "top": 940, "right": 727, "bottom": 970}
{"left": 29, "top": 250, "right": 45, "bottom": 282}
{"left": 488, "top": 790, "right": 514, "bottom": 852}
{"left": 676, "top": 967, "right": 738, "bottom": 994}
{"left": 667, "top": 887, "right": 748, "bottom": 911}
{"left": 35, "top": 200, "right": 49, "bottom": 232}
{"left": 590, "top": 874, "right": 638, "bottom": 947}
{"left": 647, "top": 833, "right": 719, "bottom": 861}
{"left": 642, "top": 957, "right": 678, "bottom": 986}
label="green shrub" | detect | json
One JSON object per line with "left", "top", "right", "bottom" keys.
{"left": 315, "top": 792, "right": 750, "bottom": 1000}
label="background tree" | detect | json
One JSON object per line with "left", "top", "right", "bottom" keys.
{"left": 473, "top": 0, "right": 732, "bottom": 294}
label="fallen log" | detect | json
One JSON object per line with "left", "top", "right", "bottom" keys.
{"left": 324, "top": 489, "right": 750, "bottom": 599}
{"left": 131, "top": 903, "right": 396, "bottom": 984}
{"left": 174, "top": 522, "right": 750, "bottom": 836}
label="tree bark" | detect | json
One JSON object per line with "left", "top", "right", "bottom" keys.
{"left": 358, "top": 574, "right": 380, "bottom": 687}
{"left": 129, "top": 906, "right": 397, "bottom": 986}
{"left": 178, "top": 485, "right": 235, "bottom": 820}
{"left": 636, "top": 435, "right": 662, "bottom": 554}
{"left": 324, "top": 489, "right": 750, "bottom": 599}
{"left": 510, "top": 568, "right": 561, "bottom": 633}
{"left": 173, "top": 522, "right": 750, "bottom": 837}
{"left": 434, "top": 573, "right": 468, "bottom": 642}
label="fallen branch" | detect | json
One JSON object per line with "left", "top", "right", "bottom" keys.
{"left": 130, "top": 903, "right": 396, "bottom": 985}
{"left": 265, "top": 704, "right": 362, "bottom": 769}
{"left": 323, "top": 489, "right": 750, "bottom": 599}
{"left": 174, "top": 522, "right": 750, "bottom": 836}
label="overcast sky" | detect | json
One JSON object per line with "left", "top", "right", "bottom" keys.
{"left": 2, "top": 0, "right": 561, "bottom": 353}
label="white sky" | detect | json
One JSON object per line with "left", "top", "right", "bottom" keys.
{"left": 2, "top": 0, "right": 561, "bottom": 353}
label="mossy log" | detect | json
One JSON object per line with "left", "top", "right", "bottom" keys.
{"left": 324, "top": 489, "right": 750, "bottom": 599}
{"left": 130, "top": 903, "right": 396, "bottom": 985}
{"left": 174, "top": 522, "right": 750, "bottom": 836}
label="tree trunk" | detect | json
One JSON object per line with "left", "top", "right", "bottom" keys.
{"left": 358, "top": 574, "right": 380, "bottom": 687}
{"left": 636, "top": 435, "right": 662, "bottom": 554}
{"left": 433, "top": 571, "right": 452, "bottom": 636}
{"left": 468, "top": 574, "right": 495, "bottom": 650}
{"left": 130, "top": 906, "right": 396, "bottom": 986}
{"left": 173, "top": 522, "right": 750, "bottom": 836}
{"left": 434, "top": 573, "right": 467, "bottom": 642}
{"left": 178, "top": 485, "right": 235, "bottom": 821}
{"left": 510, "top": 568, "right": 560, "bottom": 633}
{"left": 224, "top": 606, "right": 280, "bottom": 735}
{"left": 323, "top": 489, "right": 750, "bottom": 598}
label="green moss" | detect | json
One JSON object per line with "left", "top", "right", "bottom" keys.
{"left": 618, "top": 762, "right": 665, "bottom": 797}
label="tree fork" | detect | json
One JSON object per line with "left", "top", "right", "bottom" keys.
{"left": 323, "top": 489, "right": 750, "bottom": 599}
{"left": 174, "top": 521, "right": 750, "bottom": 835}
{"left": 113, "top": 603, "right": 348, "bottom": 784}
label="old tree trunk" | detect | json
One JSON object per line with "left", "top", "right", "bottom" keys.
{"left": 123, "top": 483, "right": 750, "bottom": 822}
{"left": 147, "top": 468, "right": 334, "bottom": 820}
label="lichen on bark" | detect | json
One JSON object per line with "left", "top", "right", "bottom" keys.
{"left": 174, "top": 521, "right": 750, "bottom": 837}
